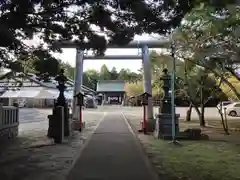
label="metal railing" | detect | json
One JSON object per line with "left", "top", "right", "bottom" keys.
{"left": 0, "top": 105, "right": 19, "bottom": 131}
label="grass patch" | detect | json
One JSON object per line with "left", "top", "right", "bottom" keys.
{"left": 141, "top": 136, "right": 240, "bottom": 180}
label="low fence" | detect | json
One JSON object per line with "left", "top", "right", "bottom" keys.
{"left": 0, "top": 104, "right": 19, "bottom": 140}
{"left": 125, "top": 99, "right": 161, "bottom": 106}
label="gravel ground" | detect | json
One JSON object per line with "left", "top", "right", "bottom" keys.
{"left": 0, "top": 109, "right": 104, "bottom": 180}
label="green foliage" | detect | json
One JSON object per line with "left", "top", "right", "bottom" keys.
{"left": 32, "top": 49, "right": 60, "bottom": 81}
{"left": 172, "top": 4, "right": 240, "bottom": 101}
{"left": 118, "top": 69, "right": 130, "bottom": 80}
{"left": 82, "top": 65, "right": 142, "bottom": 90}
{"left": 61, "top": 62, "right": 75, "bottom": 80}
{"left": 176, "top": 5, "right": 240, "bottom": 69}
{"left": 3, "top": 0, "right": 237, "bottom": 97}
{"left": 99, "top": 64, "right": 111, "bottom": 80}
{"left": 125, "top": 81, "right": 143, "bottom": 97}
{"left": 83, "top": 69, "right": 100, "bottom": 90}
{"left": 110, "top": 67, "right": 118, "bottom": 80}
{"left": 148, "top": 48, "right": 228, "bottom": 106}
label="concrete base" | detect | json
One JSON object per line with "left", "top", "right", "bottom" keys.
{"left": 154, "top": 113, "right": 180, "bottom": 140}
{"left": 71, "top": 120, "right": 81, "bottom": 131}
{"left": 147, "top": 119, "right": 156, "bottom": 132}
{"left": 71, "top": 119, "right": 86, "bottom": 131}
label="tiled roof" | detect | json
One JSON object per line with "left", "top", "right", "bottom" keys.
{"left": 97, "top": 80, "right": 125, "bottom": 92}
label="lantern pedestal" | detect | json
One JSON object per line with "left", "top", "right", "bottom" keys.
{"left": 154, "top": 113, "right": 180, "bottom": 140}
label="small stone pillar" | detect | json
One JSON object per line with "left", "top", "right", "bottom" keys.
{"left": 54, "top": 106, "right": 64, "bottom": 143}
{"left": 154, "top": 69, "right": 180, "bottom": 140}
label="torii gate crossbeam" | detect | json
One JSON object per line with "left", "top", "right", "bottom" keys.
{"left": 53, "top": 39, "right": 170, "bottom": 49}
{"left": 83, "top": 55, "right": 142, "bottom": 60}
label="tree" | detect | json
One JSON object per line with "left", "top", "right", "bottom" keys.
{"left": 149, "top": 50, "right": 188, "bottom": 103}
{"left": 31, "top": 50, "right": 60, "bottom": 81}
{"left": 125, "top": 81, "right": 143, "bottom": 97}
{"left": 33, "top": 58, "right": 60, "bottom": 81}
{"left": 1, "top": 0, "right": 223, "bottom": 74}
{"left": 169, "top": 4, "right": 240, "bottom": 126}
{"left": 83, "top": 69, "right": 99, "bottom": 90}
{"left": 185, "top": 70, "right": 216, "bottom": 126}
{"left": 61, "top": 62, "right": 75, "bottom": 80}
{"left": 99, "top": 64, "right": 111, "bottom": 80}
{"left": 110, "top": 67, "right": 118, "bottom": 80}
{"left": 82, "top": 66, "right": 142, "bottom": 90}
{"left": 149, "top": 46, "right": 229, "bottom": 126}
{"left": 128, "top": 72, "right": 142, "bottom": 83}
{"left": 118, "top": 68, "right": 130, "bottom": 81}
{"left": 173, "top": 5, "right": 240, "bottom": 100}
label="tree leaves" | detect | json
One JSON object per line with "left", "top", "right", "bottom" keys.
{"left": 0, "top": 0, "right": 206, "bottom": 70}
{"left": 0, "top": 0, "right": 237, "bottom": 76}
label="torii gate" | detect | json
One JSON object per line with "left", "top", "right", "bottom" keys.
{"left": 54, "top": 39, "right": 170, "bottom": 129}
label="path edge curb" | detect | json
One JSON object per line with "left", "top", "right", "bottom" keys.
{"left": 65, "top": 112, "right": 106, "bottom": 179}
{"left": 121, "top": 112, "right": 160, "bottom": 180}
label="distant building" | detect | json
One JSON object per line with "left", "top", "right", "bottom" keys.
{"left": 0, "top": 72, "right": 74, "bottom": 107}
{"left": 96, "top": 80, "right": 125, "bottom": 105}
{"left": 0, "top": 71, "right": 97, "bottom": 108}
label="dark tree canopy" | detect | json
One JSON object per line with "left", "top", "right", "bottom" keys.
{"left": 32, "top": 54, "right": 60, "bottom": 81}
{"left": 0, "top": 0, "right": 236, "bottom": 71}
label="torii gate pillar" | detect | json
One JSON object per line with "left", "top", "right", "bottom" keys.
{"left": 142, "top": 45, "right": 154, "bottom": 120}
{"left": 72, "top": 48, "right": 84, "bottom": 130}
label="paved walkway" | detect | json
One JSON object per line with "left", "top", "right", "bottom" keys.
{"left": 67, "top": 112, "right": 158, "bottom": 180}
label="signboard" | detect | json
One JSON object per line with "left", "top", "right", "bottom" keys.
{"left": 74, "top": 92, "right": 84, "bottom": 106}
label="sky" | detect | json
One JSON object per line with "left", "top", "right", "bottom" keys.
{"left": 54, "top": 48, "right": 142, "bottom": 73}
{"left": 53, "top": 34, "right": 166, "bottom": 73}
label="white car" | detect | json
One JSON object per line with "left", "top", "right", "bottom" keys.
{"left": 224, "top": 102, "right": 240, "bottom": 117}
{"left": 216, "top": 101, "right": 232, "bottom": 110}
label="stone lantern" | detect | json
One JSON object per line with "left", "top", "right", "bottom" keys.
{"left": 55, "top": 69, "right": 68, "bottom": 106}
{"left": 159, "top": 68, "right": 172, "bottom": 114}
{"left": 154, "top": 68, "right": 180, "bottom": 140}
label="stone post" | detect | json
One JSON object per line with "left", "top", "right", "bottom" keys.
{"left": 54, "top": 106, "right": 64, "bottom": 143}
{"left": 0, "top": 103, "right": 3, "bottom": 127}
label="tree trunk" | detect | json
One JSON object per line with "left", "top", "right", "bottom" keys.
{"left": 199, "top": 104, "right": 205, "bottom": 127}
{"left": 186, "top": 103, "right": 193, "bottom": 121}
{"left": 193, "top": 105, "right": 205, "bottom": 127}
{"left": 216, "top": 103, "right": 229, "bottom": 135}
{"left": 220, "top": 110, "right": 229, "bottom": 135}
{"left": 199, "top": 84, "right": 205, "bottom": 127}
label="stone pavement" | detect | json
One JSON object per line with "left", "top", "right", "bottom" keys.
{"left": 67, "top": 112, "right": 159, "bottom": 180}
